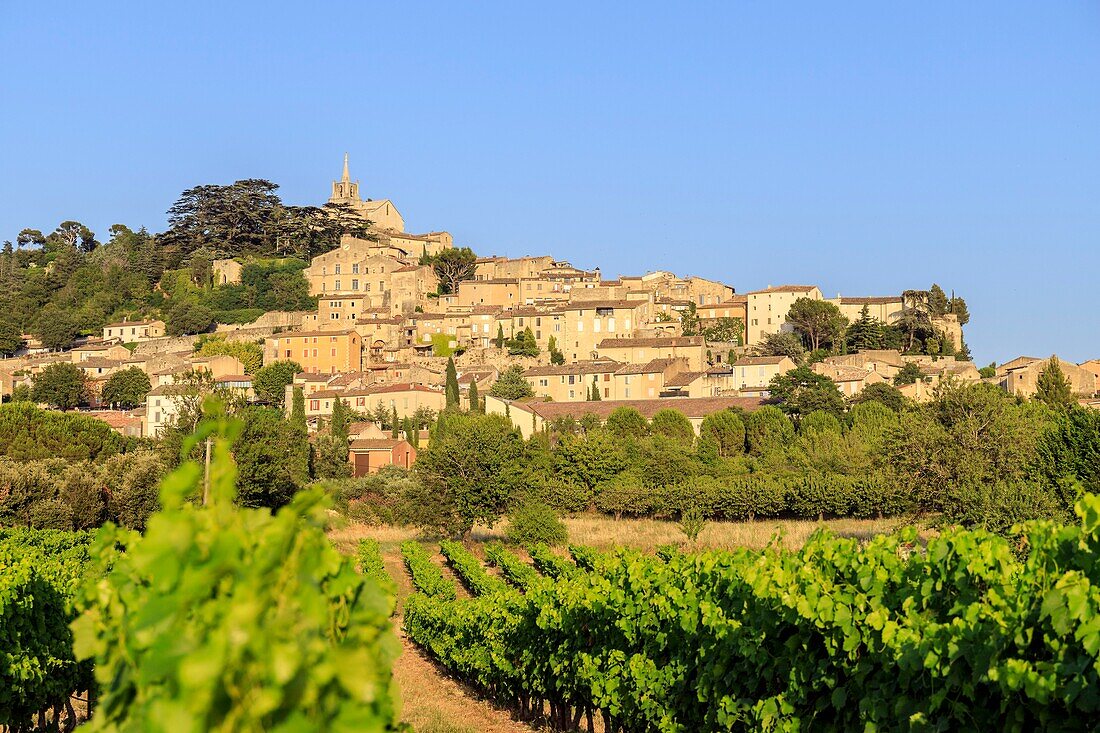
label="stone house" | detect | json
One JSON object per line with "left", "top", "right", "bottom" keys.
{"left": 745, "top": 285, "right": 823, "bottom": 346}
{"left": 731, "top": 355, "right": 798, "bottom": 395}
{"left": 102, "top": 319, "right": 166, "bottom": 343}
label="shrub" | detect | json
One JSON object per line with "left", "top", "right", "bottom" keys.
{"left": 594, "top": 472, "right": 653, "bottom": 519}
{"left": 529, "top": 476, "right": 594, "bottom": 514}
{"left": 506, "top": 502, "right": 568, "bottom": 546}
{"left": 746, "top": 405, "right": 795, "bottom": 455}
{"left": 678, "top": 506, "right": 708, "bottom": 542}
{"left": 712, "top": 475, "right": 786, "bottom": 520}
{"left": 105, "top": 451, "right": 165, "bottom": 531}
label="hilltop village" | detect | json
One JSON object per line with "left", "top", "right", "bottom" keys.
{"left": 2, "top": 157, "right": 1098, "bottom": 475}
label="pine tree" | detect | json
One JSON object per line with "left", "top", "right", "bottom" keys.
{"left": 291, "top": 387, "right": 307, "bottom": 433}
{"left": 445, "top": 356, "right": 460, "bottom": 407}
{"left": 846, "top": 305, "right": 885, "bottom": 351}
{"left": 468, "top": 379, "right": 480, "bottom": 413}
{"left": 928, "top": 284, "right": 949, "bottom": 317}
{"left": 1035, "top": 356, "right": 1075, "bottom": 408}
{"left": 494, "top": 325, "right": 506, "bottom": 349}
{"left": 590, "top": 376, "right": 602, "bottom": 401}
{"left": 391, "top": 407, "right": 399, "bottom": 438}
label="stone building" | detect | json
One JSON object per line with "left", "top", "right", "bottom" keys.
{"left": 745, "top": 285, "right": 823, "bottom": 346}
{"left": 329, "top": 153, "right": 405, "bottom": 232}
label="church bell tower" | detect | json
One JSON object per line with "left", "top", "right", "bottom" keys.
{"left": 330, "top": 152, "right": 360, "bottom": 203}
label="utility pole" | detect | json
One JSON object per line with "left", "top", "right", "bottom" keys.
{"left": 203, "top": 437, "right": 212, "bottom": 505}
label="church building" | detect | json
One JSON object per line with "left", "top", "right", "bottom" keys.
{"left": 329, "top": 153, "right": 405, "bottom": 233}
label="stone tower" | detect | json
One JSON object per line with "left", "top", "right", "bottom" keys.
{"left": 330, "top": 152, "right": 360, "bottom": 203}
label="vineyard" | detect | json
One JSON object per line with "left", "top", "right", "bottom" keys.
{"left": 4, "top": 406, "right": 1100, "bottom": 732}
{"left": 401, "top": 494, "right": 1100, "bottom": 732}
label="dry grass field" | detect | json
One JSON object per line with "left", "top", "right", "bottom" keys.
{"left": 329, "top": 512, "right": 909, "bottom": 555}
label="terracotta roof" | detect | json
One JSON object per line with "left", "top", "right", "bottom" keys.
{"left": 296, "top": 373, "right": 333, "bottom": 382}
{"left": 274, "top": 329, "right": 358, "bottom": 339}
{"left": 516, "top": 396, "right": 766, "bottom": 421}
{"left": 835, "top": 296, "right": 901, "bottom": 305}
{"left": 103, "top": 319, "right": 162, "bottom": 328}
{"left": 343, "top": 383, "right": 444, "bottom": 397}
{"left": 746, "top": 285, "right": 818, "bottom": 295}
{"left": 349, "top": 438, "right": 407, "bottom": 451}
{"left": 523, "top": 360, "right": 620, "bottom": 377}
{"left": 698, "top": 296, "right": 748, "bottom": 308}
{"left": 614, "top": 358, "right": 682, "bottom": 376}
{"left": 79, "top": 358, "right": 124, "bottom": 369}
{"left": 733, "top": 356, "right": 791, "bottom": 366}
{"left": 214, "top": 374, "right": 252, "bottom": 383}
{"left": 597, "top": 336, "right": 704, "bottom": 349}
{"left": 562, "top": 300, "right": 647, "bottom": 310}
{"left": 85, "top": 410, "right": 143, "bottom": 426}
{"left": 663, "top": 371, "right": 706, "bottom": 387}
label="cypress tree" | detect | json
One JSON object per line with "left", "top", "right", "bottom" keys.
{"left": 331, "top": 397, "right": 349, "bottom": 445}
{"left": 468, "top": 379, "right": 480, "bottom": 413}
{"left": 445, "top": 356, "right": 460, "bottom": 407}
{"left": 290, "top": 387, "right": 307, "bottom": 433}
{"left": 1035, "top": 356, "right": 1075, "bottom": 408}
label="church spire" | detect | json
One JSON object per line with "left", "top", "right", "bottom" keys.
{"left": 341, "top": 152, "right": 350, "bottom": 183}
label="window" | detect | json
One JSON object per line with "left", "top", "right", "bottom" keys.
{"left": 352, "top": 279, "right": 359, "bottom": 290}
{"left": 603, "top": 387, "right": 609, "bottom": 398}
{"left": 593, "top": 320, "right": 601, "bottom": 333}
{"left": 335, "top": 280, "right": 341, "bottom": 290}
{"left": 539, "top": 379, "right": 548, "bottom": 387}
{"left": 310, "top": 400, "right": 319, "bottom": 410}
{"left": 352, "top": 263, "right": 360, "bottom": 274}
{"left": 335, "top": 264, "right": 341, "bottom": 275}
{"left": 285, "top": 350, "right": 291, "bottom": 358}
{"left": 568, "top": 375, "right": 575, "bottom": 385}
{"left": 569, "top": 390, "right": 575, "bottom": 399}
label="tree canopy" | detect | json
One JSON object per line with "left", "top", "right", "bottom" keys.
{"left": 31, "top": 363, "right": 88, "bottom": 410}
{"left": 785, "top": 298, "right": 848, "bottom": 352}
{"left": 100, "top": 367, "right": 152, "bottom": 409}
{"left": 488, "top": 365, "right": 534, "bottom": 401}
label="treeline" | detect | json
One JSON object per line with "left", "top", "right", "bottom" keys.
{"left": 331, "top": 379, "right": 1099, "bottom": 537}
{"left": 1, "top": 178, "right": 341, "bottom": 351}
{"left": 754, "top": 284, "right": 972, "bottom": 363}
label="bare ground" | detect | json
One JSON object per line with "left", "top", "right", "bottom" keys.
{"left": 382, "top": 551, "right": 543, "bottom": 733}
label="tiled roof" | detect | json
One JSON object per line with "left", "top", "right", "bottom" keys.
{"left": 614, "top": 358, "right": 682, "bottom": 376}
{"left": 273, "top": 329, "right": 358, "bottom": 339}
{"left": 103, "top": 319, "right": 162, "bottom": 328}
{"left": 663, "top": 371, "right": 706, "bottom": 387}
{"left": 836, "top": 296, "right": 901, "bottom": 305}
{"left": 516, "top": 396, "right": 766, "bottom": 421}
{"left": 733, "top": 356, "right": 791, "bottom": 366}
{"left": 597, "top": 336, "right": 704, "bottom": 349}
{"left": 523, "top": 360, "right": 621, "bottom": 378}
{"left": 746, "top": 285, "right": 818, "bottom": 295}
{"left": 349, "top": 438, "right": 407, "bottom": 451}
{"left": 562, "top": 300, "right": 647, "bottom": 310}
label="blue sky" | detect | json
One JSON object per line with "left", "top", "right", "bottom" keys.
{"left": 1, "top": 2, "right": 1098, "bottom": 364}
